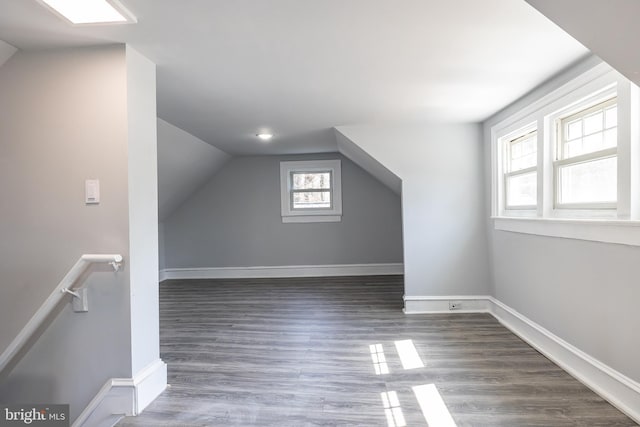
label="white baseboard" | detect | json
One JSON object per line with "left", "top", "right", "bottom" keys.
{"left": 131, "top": 359, "right": 168, "bottom": 413}
{"left": 160, "top": 263, "right": 404, "bottom": 281}
{"left": 403, "top": 295, "right": 640, "bottom": 424}
{"left": 403, "top": 295, "right": 491, "bottom": 314}
{"left": 73, "top": 359, "right": 167, "bottom": 427}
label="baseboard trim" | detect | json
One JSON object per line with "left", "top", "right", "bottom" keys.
{"left": 403, "top": 295, "right": 491, "bottom": 314}
{"left": 160, "top": 263, "right": 404, "bottom": 281}
{"left": 72, "top": 359, "right": 167, "bottom": 427}
{"left": 131, "top": 359, "right": 168, "bottom": 413}
{"left": 403, "top": 295, "right": 640, "bottom": 424}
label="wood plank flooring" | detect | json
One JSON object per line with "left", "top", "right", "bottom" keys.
{"left": 118, "top": 276, "right": 637, "bottom": 426}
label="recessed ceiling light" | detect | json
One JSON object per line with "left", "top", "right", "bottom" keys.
{"left": 256, "top": 133, "right": 274, "bottom": 141}
{"left": 38, "top": 0, "right": 136, "bottom": 25}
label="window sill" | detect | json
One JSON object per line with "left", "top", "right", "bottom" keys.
{"left": 282, "top": 215, "right": 341, "bottom": 223}
{"left": 492, "top": 216, "right": 640, "bottom": 246}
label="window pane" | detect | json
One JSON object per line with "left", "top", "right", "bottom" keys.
{"left": 605, "top": 106, "right": 617, "bottom": 129}
{"left": 512, "top": 143, "right": 521, "bottom": 158}
{"left": 558, "top": 157, "right": 617, "bottom": 204}
{"left": 564, "top": 140, "right": 581, "bottom": 158}
{"left": 582, "top": 133, "right": 603, "bottom": 153}
{"left": 566, "top": 120, "right": 582, "bottom": 140}
{"left": 506, "top": 172, "right": 537, "bottom": 207}
{"left": 292, "top": 172, "right": 331, "bottom": 190}
{"left": 520, "top": 153, "right": 536, "bottom": 169}
{"left": 508, "top": 133, "right": 537, "bottom": 172}
{"left": 603, "top": 128, "right": 617, "bottom": 148}
{"left": 583, "top": 111, "right": 603, "bottom": 135}
{"left": 521, "top": 136, "right": 535, "bottom": 154}
{"left": 292, "top": 191, "right": 331, "bottom": 209}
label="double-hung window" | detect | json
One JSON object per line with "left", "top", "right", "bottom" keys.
{"left": 555, "top": 98, "right": 618, "bottom": 209}
{"left": 490, "top": 63, "right": 640, "bottom": 246}
{"left": 280, "top": 159, "right": 342, "bottom": 223}
{"left": 504, "top": 129, "right": 537, "bottom": 209}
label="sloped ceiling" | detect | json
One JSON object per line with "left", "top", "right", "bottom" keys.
{"left": 335, "top": 129, "right": 401, "bottom": 195}
{"left": 0, "top": 39, "right": 17, "bottom": 68}
{"left": 526, "top": 0, "right": 640, "bottom": 87}
{"left": 0, "top": 0, "right": 587, "bottom": 155}
{"left": 157, "top": 119, "right": 230, "bottom": 220}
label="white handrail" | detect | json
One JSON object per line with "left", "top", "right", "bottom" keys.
{"left": 0, "top": 254, "right": 123, "bottom": 376}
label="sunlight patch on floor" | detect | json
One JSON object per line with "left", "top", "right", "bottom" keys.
{"left": 394, "top": 339, "right": 425, "bottom": 370}
{"left": 412, "top": 384, "right": 457, "bottom": 427}
{"left": 380, "top": 390, "right": 407, "bottom": 427}
{"left": 370, "top": 343, "right": 389, "bottom": 375}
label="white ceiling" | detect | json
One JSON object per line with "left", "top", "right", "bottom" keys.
{"left": 0, "top": 0, "right": 588, "bottom": 155}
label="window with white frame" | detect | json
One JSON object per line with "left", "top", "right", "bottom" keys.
{"left": 504, "top": 129, "right": 537, "bottom": 209}
{"left": 490, "top": 63, "right": 640, "bottom": 246}
{"left": 555, "top": 97, "right": 618, "bottom": 209}
{"left": 280, "top": 159, "right": 342, "bottom": 223}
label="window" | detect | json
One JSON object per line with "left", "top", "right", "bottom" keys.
{"left": 490, "top": 63, "right": 640, "bottom": 246}
{"left": 280, "top": 159, "right": 342, "bottom": 223}
{"left": 504, "top": 129, "right": 537, "bottom": 209}
{"left": 290, "top": 171, "right": 332, "bottom": 209}
{"left": 555, "top": 98, "right": 617, "bottom": 208}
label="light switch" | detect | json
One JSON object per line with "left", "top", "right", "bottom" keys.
{"left": 85, "top": 179, "right": 100, "bottom": 204}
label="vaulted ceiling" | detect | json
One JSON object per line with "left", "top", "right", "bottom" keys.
{"left": 0, "top": 0, "right": 588, "bottom": 154}
{"left": 526, "top": 0, "right": 640, "bottom": 88}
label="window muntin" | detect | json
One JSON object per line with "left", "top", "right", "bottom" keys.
{"left": 504, "top": 130, "right": 537, "bottom": 209}
{"left": 290, "top": 171, "right": 332, "bottom": 210}
{"left": 560, "top": 99, "right": 617, "bottom": 159}
{"left": 555, "top": 97, "right": 618, "bottom": 209}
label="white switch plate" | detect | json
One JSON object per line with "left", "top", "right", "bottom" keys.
{"left": 85, "top": 179, "right": 100, "bottom": 204}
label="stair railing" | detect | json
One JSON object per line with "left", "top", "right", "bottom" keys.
{"left": 0, "top": 254, "right": 123, "bottom": 376}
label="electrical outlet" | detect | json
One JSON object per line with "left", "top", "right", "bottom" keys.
{"left": 449, "top": 301, "right": 462, "bottom": 310}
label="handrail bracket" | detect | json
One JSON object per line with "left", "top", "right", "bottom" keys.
{"left": 61, "top": 288, "right": 81, "bottom": 299}
{"left": 109, "top": 261, "right": 122, "bottom": 272}
{"left": 61, "top": 288, "right": 89, "bottom": 312}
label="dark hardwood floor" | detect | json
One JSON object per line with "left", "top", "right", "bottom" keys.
{"left": 118, "top": 276, "right": 637, "bottom": 426}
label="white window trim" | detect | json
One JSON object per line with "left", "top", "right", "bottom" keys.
{"left": 490, "top": 63, "right": 640, "bottom": 246}
{"left": 280, "top": 159, "right": 342, "bottom": 223}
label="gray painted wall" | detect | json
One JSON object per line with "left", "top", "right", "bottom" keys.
{"left": 0, "top": 47, "right": 132, "bottom": 420}
{"left": 492, "top": 232, "right": 640, "bottom": 381}
{"left": 483, "top": 56, "right": 640, "bottom": 383}
{"left": 335, "top": 123, "right": 491, "bottom": 297}
{"left": 163, "top": 153, "right": 403, "bottom": 268}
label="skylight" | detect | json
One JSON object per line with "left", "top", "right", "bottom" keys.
{"left": 39, "top": 0, "right": 136, "bottom": 25}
